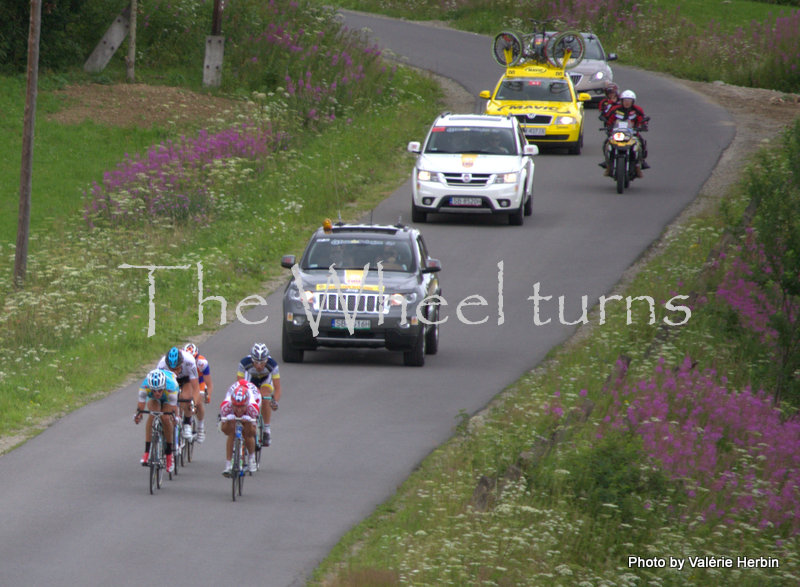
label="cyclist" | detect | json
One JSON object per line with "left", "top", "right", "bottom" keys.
{"left": 219, "top": 379, "right": 260, "bottom": 476}
{"left": 184, "top": 342, "right": 213, "bottom": 423}
{"left": 606, "top": 89, "right": 650, "bottom": 177}
{"left": 237, "top": 343, "right": 280, "bottom": 447}
{"left": 134, "top": 368, "right": 179, "bottom": 473}
{"left": 157, "top": 346, "right": 205, "bottom": 443}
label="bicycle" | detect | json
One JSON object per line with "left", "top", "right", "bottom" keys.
{"left": 226, "top": 416, "right": 251, "bottom": 501}
{"left": 492, "top": 20, "right": 585, "bottom": 69}
{"left": 253, "top": 394, "right": 278, "bottom": 471}
{"left": 138, "top": 409, "right": 171, "bottom": 494}
{"left": 177, "top": 397, "right": 197, "bottom": 466}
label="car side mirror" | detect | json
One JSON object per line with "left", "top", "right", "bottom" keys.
{"left": 280, "top": 254, "right": 296, "bottom": 269}
{"left": 523, "top": 144, "right": 538, "bottom": 156}
{"left": 407, "top": 141, "right": 421, "bottom": 154}
{"left": 607, "top": 53, "right": 618, "bottom": 62}
{"left": 421, "top": 258, "right": 442, "bottom": 273}
{"left": 479, "top": 90, "right": 491, "bottom": 100}
{"left": 578, "top": 93, "right": 592, "bottom": 102}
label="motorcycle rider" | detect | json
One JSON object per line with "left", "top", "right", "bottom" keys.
{"left": 598, "top": 82, "right": 620, "bottom": 172}
{"left": 598, "top": 82, "right": 620, "bottom": 124}
{"left": 605, "top": 89, "right": 649, "bottom": 177}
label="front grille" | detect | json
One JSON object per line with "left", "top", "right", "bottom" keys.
{"left": 442, "top": 172, "right": 492, "bottom": 186}
{"left": 569, "top": 73, "right": 583, "bottom": 87}
{"left": 516, "top": 114, "right": 551, "bottom": 125}
{"left": 315, "top": 292, "right": 387, "bottom": 314}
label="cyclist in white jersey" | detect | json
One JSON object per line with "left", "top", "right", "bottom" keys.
{"left": 219, "top": 379, "right": 261, "bottom": 475}
{"left": 157, "top": 346, "right": 205, "bottom": 443}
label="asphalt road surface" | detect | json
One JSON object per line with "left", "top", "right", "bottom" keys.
{"left": 0, "top": 12, "right": 733, "bottom": 587}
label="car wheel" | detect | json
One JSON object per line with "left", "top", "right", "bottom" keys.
{"left": 509, "top": 203, "right": 524, "bottom": 226}
{"left": 568, "top": 132, "right": 583, "bottom": 155}
{"left": 424, "top": 306, "right": 439, "bottom": 355}
{"left": 281, "top": 326, "right": 304, "bottom": 363}
{"left": 411, "top": 204, "right": 427, "bottom": 223}
{"left": 524, "top": 190, "right": 533, "bottom": 216}
{"left": 403, "top": 329, "right": 426, "bottom": 366}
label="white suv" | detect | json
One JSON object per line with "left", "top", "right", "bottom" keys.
{"left": 407, "top": 113, "right": 538, "bottom": 225}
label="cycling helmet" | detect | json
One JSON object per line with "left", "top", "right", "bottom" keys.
{"left": 166, "top": 346, "right": 182, "bottom": 369}
{"left": 620, "top": 89, "right": 636, "bottom": 101}
{"left": 251, "top": 343, "right": 269, "bottom": 362}
{"left": 604, "top": 82, "right": 619, "bottom": 97}
{"left": 146, "top": 369, "right": 167, "bottom": 391}
{"left": 184, "top": 343, "right": 199, "bottom": 358}
{"left": 232, "top": 382, "right": 249, "bottom": 406}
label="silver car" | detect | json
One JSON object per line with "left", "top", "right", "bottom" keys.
{"left": 566, "top": 33, "right": 617, "bottom": 107}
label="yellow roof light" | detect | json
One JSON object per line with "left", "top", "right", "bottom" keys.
{"left": 322, "top": 218, "right": 333, "bottom": 233}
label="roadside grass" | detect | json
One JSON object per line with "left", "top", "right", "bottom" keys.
{"left": 310, "top": 143, "right": 800, "bottom": 585}
{"left": 0, "top": 65, "right": 442, "bottom": 439}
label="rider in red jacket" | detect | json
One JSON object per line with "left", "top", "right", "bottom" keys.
{"left": 598, "top": 82, "right": 620, "bottom": 125}
{"left": 605, "top": 89, "right": 650, "bottom": 176}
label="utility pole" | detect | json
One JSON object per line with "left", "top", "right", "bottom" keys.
{"left": 14, "top": 0, "right": 41, "bottom": 288}
{"left": 203, "top": 0, "right": 225, "bottom": 87}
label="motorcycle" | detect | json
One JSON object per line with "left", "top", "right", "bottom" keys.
{"left": 600, "top": 117, "right": 649, "bottom": 194}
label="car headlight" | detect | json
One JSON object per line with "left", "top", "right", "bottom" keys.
{"left": 592, "top": 71, "right": 606, "bottom": 81}
{"left": 388, "top": 292, "right": 418, "bottom": 306}
{"left": 289, "top": 286, "right": 315, "bottom": 305}
{"left": 417, "top": 170, "right": 433, "bottom": 181}
{"left": 555, "top": 116, "right": 577, "bottom": 125}
{"left": 501, "top": 172, "right": 519, "bottom": 184}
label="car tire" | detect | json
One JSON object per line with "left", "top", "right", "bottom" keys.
{"left": 424, "top": 306, "right": 439, "bottom": 355}
{"left": 509, "top": 203, "right": 524, "bottom": 226}
{"left": 568, "top": 132, "right": 583, "bottom": 155}
{"left": 403, "top": 329, "right": 426, "bottom": 366}
{"left": 411, "top": 204, "right": 427, "bottom": 223}
{"left": 281, "top": 326, "right": 304, "bottom": 363}
{"left": 524, "top": 190, "right": 533, "bottom": 216}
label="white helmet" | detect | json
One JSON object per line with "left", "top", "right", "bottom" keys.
{"left": 620, "top": 90, "right": 636, "bottom": 101}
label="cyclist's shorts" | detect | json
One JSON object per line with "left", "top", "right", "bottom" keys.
{"left": 177, "top": 375, "right": 190, "bottom": 388}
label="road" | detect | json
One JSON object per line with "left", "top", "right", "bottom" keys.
{"left": 0, "top": 12, "right": 733, "bottom": 587}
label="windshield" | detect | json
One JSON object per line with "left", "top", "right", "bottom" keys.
{"left": 424, "top": 127, "right": 517, "bottom": 155}
{"left": 582, "top": 38, "right": 605, "bottom": 60}
{"left": 495, "top": 79, "right": 572, "bottom": 102}
{"left": 303, "top": 238, "right": 415, "bottom": 272}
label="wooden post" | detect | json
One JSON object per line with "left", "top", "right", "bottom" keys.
{"left": 14, "top": 0, "right": 41, "bottom": 288}
{"left": 126, "top": 0, "right": 137, "bottom": 82}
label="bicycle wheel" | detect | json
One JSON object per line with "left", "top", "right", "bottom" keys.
{"left": 149, "top": 462, "right": 157, "bottom": 494}
{"left": 546, "top": 31, "right": 585, "bottom": 69}
{"left": 492, "top": 31, "right": 522, "bottom": 67}
{"left": 231, "top": 437, "right": 241, "bottom": 502}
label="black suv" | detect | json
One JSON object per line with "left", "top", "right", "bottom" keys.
{"left": 280, "top": 221, "right": 442, "bottom": 366}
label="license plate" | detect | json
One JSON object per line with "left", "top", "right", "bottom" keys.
{"left": 525, "top": 127, "right": 546, "bottom": 136}
{"left": 331, "top": 318, "right": 371, "bottom": 330}
{"left": 450, "top": 196, "right": 482, "bottom": 207}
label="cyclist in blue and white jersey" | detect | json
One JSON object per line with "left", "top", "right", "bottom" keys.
{"left": 236, "top": 343, "right": 280, "bottom": 446}
{"left": 157, "top": 346, "right": 205, "bottom": 443}
{"left": 134, "top": 369, "right": 179, "bottom": 472}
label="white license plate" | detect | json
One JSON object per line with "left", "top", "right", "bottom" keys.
{"left": 450, "top": 196, "right": 482, "bottom": 207}
{"left": 331, "top": 318, "right": 371, "bottom": 330}
{"left": 525, "top": 127, "right": 546, "bottom": 136}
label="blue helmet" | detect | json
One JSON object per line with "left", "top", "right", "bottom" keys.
{"left": 166, "top": 346, "right": 181, "bottom": 369}
{"left": 251, "top": 343, "right": 269, "bottom": 362}
{"left": 146, "top": 369, "right": 167, "bottom": 391}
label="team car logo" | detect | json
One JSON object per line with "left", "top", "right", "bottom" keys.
{"left": 461, "top": 154, "right": 476, "bottom": 168}
{"left": 461, "top": 173, "right": 472, "bottom": 183}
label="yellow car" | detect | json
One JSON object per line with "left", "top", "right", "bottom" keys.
{"left": 480, "top": 64, "right": 591, "bottom": 154}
